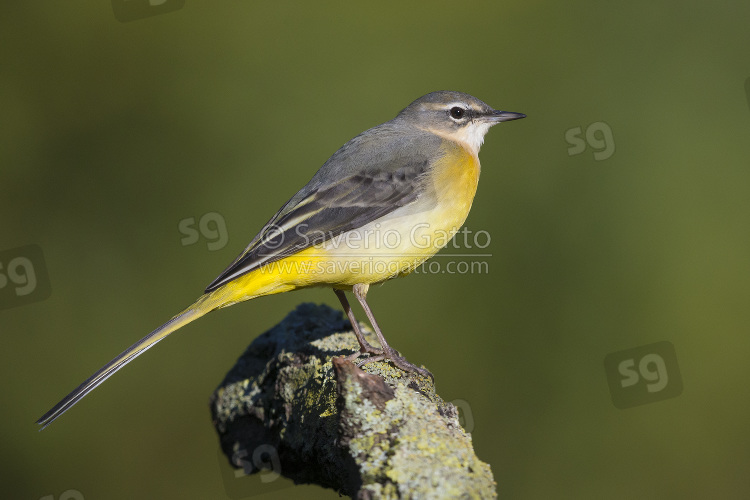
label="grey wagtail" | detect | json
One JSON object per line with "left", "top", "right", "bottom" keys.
{"left": 37, "top": 91, "right": 525, "bottom": 428}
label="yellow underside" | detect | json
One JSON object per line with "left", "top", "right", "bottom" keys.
{"left": 209, "top": 140, "right": 480, "bottom": 309}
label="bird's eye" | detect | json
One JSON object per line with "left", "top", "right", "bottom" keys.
{"left": 449, "top": 107, "right": 465, "bottom": 120}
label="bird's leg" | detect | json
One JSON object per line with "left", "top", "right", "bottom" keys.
{"left": 351, "top": 283, "right": 433, "bottom": 380}
{"left": 334, "top": 288, "right": 383, "bottom": 361}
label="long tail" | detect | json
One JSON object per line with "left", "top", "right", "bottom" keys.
{"left": 36, "top": 292, "right": 223, "bottom": 429}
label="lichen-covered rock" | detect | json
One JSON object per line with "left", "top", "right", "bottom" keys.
{"left": 210, "top": 303, "right": 497, "bottom": 499}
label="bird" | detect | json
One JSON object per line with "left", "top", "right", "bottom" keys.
{"left": 37, "top": 90, "right": 525, "bottom": 428}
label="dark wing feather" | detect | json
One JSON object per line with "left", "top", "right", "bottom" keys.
{"left": 205, "top": 126, "right": 439, "bottom": 292}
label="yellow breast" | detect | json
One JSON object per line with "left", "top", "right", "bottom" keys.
{"left": 428, "top": 139, "right": 481, "bottom": 232}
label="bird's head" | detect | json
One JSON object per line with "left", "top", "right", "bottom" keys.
{"left": 398, "top": 90, "right": 525, "bottom": 155}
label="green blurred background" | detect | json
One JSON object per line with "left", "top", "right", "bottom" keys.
{"left": 3, "top": 1, "right": 750, "bottom": 498}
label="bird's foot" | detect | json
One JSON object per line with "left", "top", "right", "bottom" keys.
{"left": 344, "top": 341, "right": 383, "bottom": 363}
{"left": 352, "top": 347, "right": 433, "bottom": 381}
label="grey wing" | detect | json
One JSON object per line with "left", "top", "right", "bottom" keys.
{"left": 204, "top": 127, "right": 439, "bottom": 292}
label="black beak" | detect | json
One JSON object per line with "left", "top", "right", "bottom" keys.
{"left": 489, "top": 110, "right": 526, "bottom": 122}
